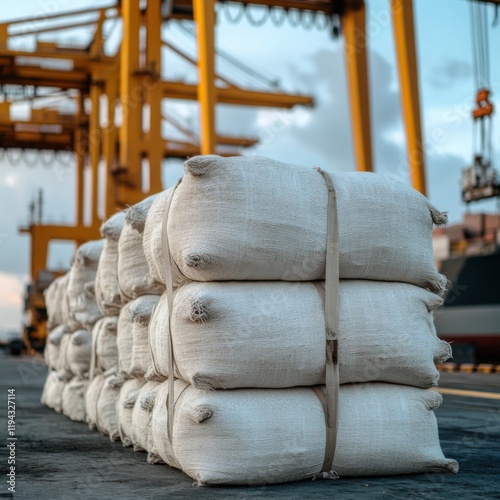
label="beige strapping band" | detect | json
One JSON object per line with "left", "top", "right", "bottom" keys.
{"left": 160, "top": 178, "right": 183, "bottom": 444}
{"left": 314, "top": 167, "right": 340, "bottom": 474}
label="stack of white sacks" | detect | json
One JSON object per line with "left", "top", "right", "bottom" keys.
{"left": 143, "top": 155, "right": 458, "bottom": 484}
{"left": 42, "top": 239, "right": 104, "bottom": 421}
{"left": 41, "top": 154, "right": 458, "bottom": 485}
{"left": 85, "top": 211, "right": 126, "bottom": 440}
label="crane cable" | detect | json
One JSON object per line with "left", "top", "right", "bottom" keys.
{"left": 469, "top": 0, "right": 493, "bottom": 162}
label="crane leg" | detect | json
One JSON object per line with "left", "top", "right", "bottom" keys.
{"left": 194, "top": 0, "right": 216, "bottom": 155}
{"left": 342, "top": 1, "right": 373, "bottom": 172}
{"left": 391, "top": 0, "right": 427, "bottom": 195}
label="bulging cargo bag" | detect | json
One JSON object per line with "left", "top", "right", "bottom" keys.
{"left": 41, "top": 371, "right": 64, "bottom": 410}
{"left": 149, "top": 281, "right": 450, "bottom": 389}
{"left": 130, "top": 380, "right": 163, "bottom": 463}
{"left": 117, "top": 295, "right": 160, "bottom": 377}
{"left": 85, "top": 373, "right": 105, "bottom": 430}
{"left": 66, "top": 329, "right": 92, "bottom": 379}
{"left": 117, "top": 377, "right": 147, "bottom": 447}
{"left": 152, "top": 382, "right": 458, "bottom": 485}
{"left": 61, "top": 377, "right": 88, "bottom": 422}
{"left": 96, "top": 211, "right": 126, "bottom": 316}
{"left": 152, "top": 166, "right": 457, "bottom": 485}
{"left": 44, "top": 325, "right": 69, "bottom": 371}
{"left": 44, "top": 274, "right": 69, "bottom": 328}
{"left": 117, "top": 195, "right": 165, "bottom": 301}
{"left": 146, "top": 155, "right": 447, "bottom": 292}
{"left": 66, "top": 240, "right": 105, "bottom": 330}
{"left": 95, "top": 371, "right": 125, "bottom": 441}
{"left": 90, "top": 317, "right": 119, "bottom": 379}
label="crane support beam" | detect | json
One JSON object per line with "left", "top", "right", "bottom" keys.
{"left": 391, "top": 0, "right": 427, "bottom": 195}
{"left": 19, "top": 224, "right": 101, "bottom": 280}
{"left": 194, "top": 0, "right": 217, "bottom": 155}
{"left": 342, "top": 2, "right": 373, "bottom": 172}
{"left": 161, "top": 81, "right": 313, "bottom": 107}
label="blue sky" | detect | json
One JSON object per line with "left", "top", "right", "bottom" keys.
{"left": 1, "top": 0, "right": 500, "bottom": 330}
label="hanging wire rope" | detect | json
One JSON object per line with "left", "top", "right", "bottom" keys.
{"left": 287, "top": 8, "right": 303, "bottom": 28}
{"left": 221, "top": 1, "right": 246, "bottom": 23}
{"left": 23, "top": 149, "right": 39, "bottom": 167}
{"left": 244, "top": 5, "right": 270, "bottom": 27}
{"left": 6, "top": 148, "right": 24, "bottom": 166}
{"left": 469, "top": 0, "right": 494, "bottom": 163}
{"left": 217, "top": 1, "right": 330, "bottom": 31}
{"left": 269, "top": 7, "right": 287, "bottom": 27}
{"left": 39, "top": 149, "right": 56, "bottom": 167}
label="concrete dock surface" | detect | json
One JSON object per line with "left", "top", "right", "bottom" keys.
{"left": 1, "top": 352, "right": 499, "bottom": 499}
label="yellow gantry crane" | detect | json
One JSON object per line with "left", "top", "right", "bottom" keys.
{"left": 0, "top": 1, "right": 314, "bottom": 281}
{"left": 0, "top": 0, "right": 429, "bottom": 283}
{"left": 0, "top": 0, "right": 433, "bottom": 350}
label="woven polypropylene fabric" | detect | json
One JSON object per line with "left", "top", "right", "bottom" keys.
{"left": 45, "top": 325, "right": 68, "bottom": 371}
{"left": 96, "top": 212, "right": 125, "bottom": 316}
{"left": 117, "top": 377, "right": 146, "bottom": 447}
{"left": 143, "top": 189, "right": 173, "bottom": 285}
{"left": 91, "top": 317, "right": 119, "bottom": 375}
{"left": 117, "top": 196, "right": 165, "bottom": 301}
{"left": 41, "top": 371, "right": 65, "bottom": 412}
{"left": 85, "top": 374, "right": 105, "bottom": 430}
{"left": 66, "top": 329, "right": 92, "bottom": 379}
{"left": 130, "top": 380, "right": 161, "bottom": 453}
{"left": 44, "top": 274, "right": 69, "bottom": 328}
{"left": 150, "top": 378, "right": 188, "bottom": 470}
{"left": 95, "top": 373, "right": 123, "bottom": 441}
{"left": 61, "top": 377, "right": 88, "bottom": 422}
{"left": 148, "top": 280, "right": 450, "bottom": 389}
{"left": 67, "top": 240, "right": 104, "bottom": 329}
{"left": 118, "top": 296, "right": 159, "bottom": 377}
{"left": 155, "top": 156, "right": 445, "bottom": 291}
{"left": 150, "top": 382, "right": 457, "bottom": 485}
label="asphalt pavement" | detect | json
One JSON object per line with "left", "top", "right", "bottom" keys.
{"left": 0, "top": 352, "right": 499, "bottom": 500}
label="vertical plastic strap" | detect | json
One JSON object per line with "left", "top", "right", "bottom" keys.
{"left": 160, "top": 179, "right": 182, "bottom": 444}
{"left": 315, "top": 167, "right": 340, "bottom": 473}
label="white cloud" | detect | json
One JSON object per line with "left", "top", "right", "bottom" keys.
{"left": 0, "top": 272, "right": 27, "bottom": 331}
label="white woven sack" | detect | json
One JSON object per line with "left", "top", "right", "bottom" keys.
{"left": 96, "top": 372, "right": 125, "bottom": 441}
{"left": 61, "top": 377, "right": 88, "bottom": 422}
{"left": 117, "top": 301, "right": 134, "bottom": 376}
{"left": 96, "top": 212, "right": 126, "bottom": 316}
{"left": 118, "top": 296, "right": 159, "bottom": 376}
{"left": 130, "top": 381, "right": 161, "bottom": 457}
{"left": 66, "top": 329, "right": 92, "bottom": 379}
{"left": 71, "top": 281, "right": 103, "bottom": 329}
{"left": 117, "top": 377, "right": 146, "bottom": 447}
{"left": 67, "top": 240, "right": 105, "bottom": 329}
{"left": 43, "top": 372, "right": 66, "bottom": 413}
{"left": 41, "top": 371, "right": 62, "bottom": 409}
{"left": 151, "top": 379, "right": 189, "bottom": 469}
{"left": 45, "top": 274, "right": 68, "bottom": 328}
{"left": 58, "top": 333, "right": 73, "bottom": 381}
{"left": 85, "top": 373, "right": 105, "bottom": 430}
{"left": 130, "top": 295, "right": 160, "bottom": 377}
{"left": 60, "top": 273, "right": 71, "bottom": 325}
{"left": 117, "top": 195, "right": 165, "bottom": 301}
{"left": 151, "top": 382, "right": 457, "bottom": 485}
{"left": 149, "top": 281, "right": 450, "bottom": 389}
{"left": 91, "top": 317, "right": 119, "bottom": 376}
{"left": 155, "top": 155, "right": 446, "bottom": 291}
{"left": 45, "top": 325, "right": 68, "bottom": 370}
{"left": 143, "top": 189, "right": 172, "bottom": 284}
